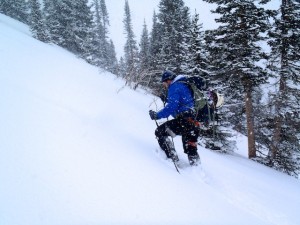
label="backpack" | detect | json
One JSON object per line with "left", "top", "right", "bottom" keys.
{"left": 180, "top": 76, "right": 224, "bottom": 123}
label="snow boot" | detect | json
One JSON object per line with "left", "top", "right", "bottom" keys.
{"left": 188, "top": 153, "right": 200, "bottom": 166}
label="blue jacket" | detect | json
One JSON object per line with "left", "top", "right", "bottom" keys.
{"left": 156, "top": 75, "right": 194, "bottom": 119}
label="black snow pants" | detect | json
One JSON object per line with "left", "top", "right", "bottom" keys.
{"left": 155, "top": 116, "right": 200, "bottom": 158}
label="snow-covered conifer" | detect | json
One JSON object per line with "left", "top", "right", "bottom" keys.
{"left": 44, "top": 0, "right": 94, "bottom": 59}
{"left": 0, "top": 0, "right": 28, "bottom": 24}
{"left": 139, "top": 21, "right": 151, "bottom": 72}
{"left": 29, "top": 0, "right": 49, "bottom": 42}
{"left": 107, "top": 39, "right": 118, "bottom": 74}
{"left": 156, "top": 0, "right": 191, "bottom": 73}
{"left": 123, "top": 0, "right": 139, "bottom": 87}
{"left": 204, "top": 0, "right": 273, "bottom": 158}
{"left": 187, "top": 11, "right": 208, "bottom": 76}
{"left": 264, "top": 0, "right": 300, "bottom": 176}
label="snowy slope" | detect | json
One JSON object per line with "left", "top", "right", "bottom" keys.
{"left": 1, "top": 14, "right": 300, "bottom": 225}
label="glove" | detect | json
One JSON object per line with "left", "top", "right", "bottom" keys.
{"left": 149, "top": 110, "right": 157, "bottom": 120}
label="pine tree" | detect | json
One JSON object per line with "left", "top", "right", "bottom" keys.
{"left": 146, "top": 11, "right": 163, "bottom": 94}
{"left": 44, "top": 0, "right": 71, "bottom": 47}
{"left": 106, "top": 39, "right": 118, "bottom": 74}
{"left": 118, "top": 56, "right": 127, "bottom": 78}
{"left": 44, "top": 0, "right": 94, "bottom": 59}
{"left": 149, "top": 11, "right": 161, "bottom": 72}
{"left": 264, "top": 0, "right": 300, "bottom": 176}
{"left": 135, "top": 20, "right": 154, "bottom": 89}
{"left": 100, "top": 0, "right": 111, "bottom": 69}
{"left": 92, "top": 0, "right": 111, "bottom": 68}
{"left": 69, "top": 0, "right": 94, "bottom": 57}
{"left": 156, "top": 0, "right": 191, "bottom": 73}
{"left": 100, "top": 0, "right": 109, "bottom": 36}
{"left": 28, "top": 0, "right": 49, "bottom": 42}
{"left": 0, "top": 0, "right": 29, "bottom": 24}
{"left": 91, "top": 0, "right": 104, "bottom": 66}
{"left": 139, "top": 21, "right": 150, "bottom": 83}
{"left": 43, "top": 0, "right": 54, "bottom": 39}
{"left": 187, "top": 11, "right": 208, "bottom": 76}
{"left": 123, "top": 0, "right": 139, "bottom": 88}
{"left": 203, "top": 0, "right": 272, "bottom": 158}
{"left": 139, "top": 21, "right": 151, "bottom": 72}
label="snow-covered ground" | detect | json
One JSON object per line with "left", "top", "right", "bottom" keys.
{"left": 1, "top": 14, "right": 300, "bottom": 225}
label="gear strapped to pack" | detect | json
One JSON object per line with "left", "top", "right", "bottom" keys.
{"left": 179, "top": 76, "right": 224, "bottom": 124}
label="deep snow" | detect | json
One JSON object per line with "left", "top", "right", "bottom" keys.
{"left": 1, "top": 13, "right": 300, "bottom": 225}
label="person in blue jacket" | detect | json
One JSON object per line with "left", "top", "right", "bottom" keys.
{"left": 149, "top": 70, "right": 200, "bottom": 166}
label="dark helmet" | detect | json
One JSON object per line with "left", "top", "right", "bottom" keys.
{"left": 161, "top": 70, "right": 176, "bottom": 82}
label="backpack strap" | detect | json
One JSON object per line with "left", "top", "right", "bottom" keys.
{"left": 182, "top": 81, "right": 208, "bottom": 122}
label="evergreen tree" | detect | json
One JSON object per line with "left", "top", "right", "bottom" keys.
{"left": 145, "top": 11, "right": 163, "bottom": 94}
{"left": 100, "top": 0, "right": 111, "bottom": 69}
{"left": 203, "top": 0, "right": 272, "bottom": 158}
{"left": 100, "top": 0, "right": 109, "bottom": 37}
{"left": 68, "top": 0, "right": 94, "bottom": 57}
{"left": 92, "top": 0, "right": 111, "bottom": 68}
{"left": 44, "top": 0, "right": 94, "bottom": 59}
{"left": 123, "top": 0, "right": 139, "bottom": 88}
{"left": 139, "top": 21, "right": 151, "bottom": 72}
{"left": 177, "top": 5, "right": 192, "bottom": 73}
{"left": 264, "top": 0, "right": 300, "bottom": 176}
{"left": 187, "top": 11, "right": 208, "bottom": 76}
{"left": 149, "top": 11, "right": 161, "bottom": 72}
{"left": 44, "top": 0, "right": 71, "bottom": 47}
{"left": 118, "top": 56, "right": 127, "bottom": 78}
{"left": 0, "top": 0, "right": 28, "bottom": 24}
{"left": 136, "top": 20, "right": 153, "bottom": 88}
{"left": 107, "top": 39, "right": 118, "bottom": 74}
{"left": 28, "top": 0, "right": 49, "bottom": 42}
{"left": 91, "top": 0, "right": 105, "bottom": 66}
{"left": 156, "top": 0, "right": 191, "bottom": 73}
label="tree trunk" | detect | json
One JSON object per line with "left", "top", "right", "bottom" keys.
{"left": 237, "top": 7, "right": 256, "bottom": 158}
{"left": 270, "top": 0, "right": 288, "bottom": 159}
{"left": 245, "top": 86, "right": 256, "bottom": 158}
{"left": 270, "top": 78, "right": 286, "bottom": 158}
